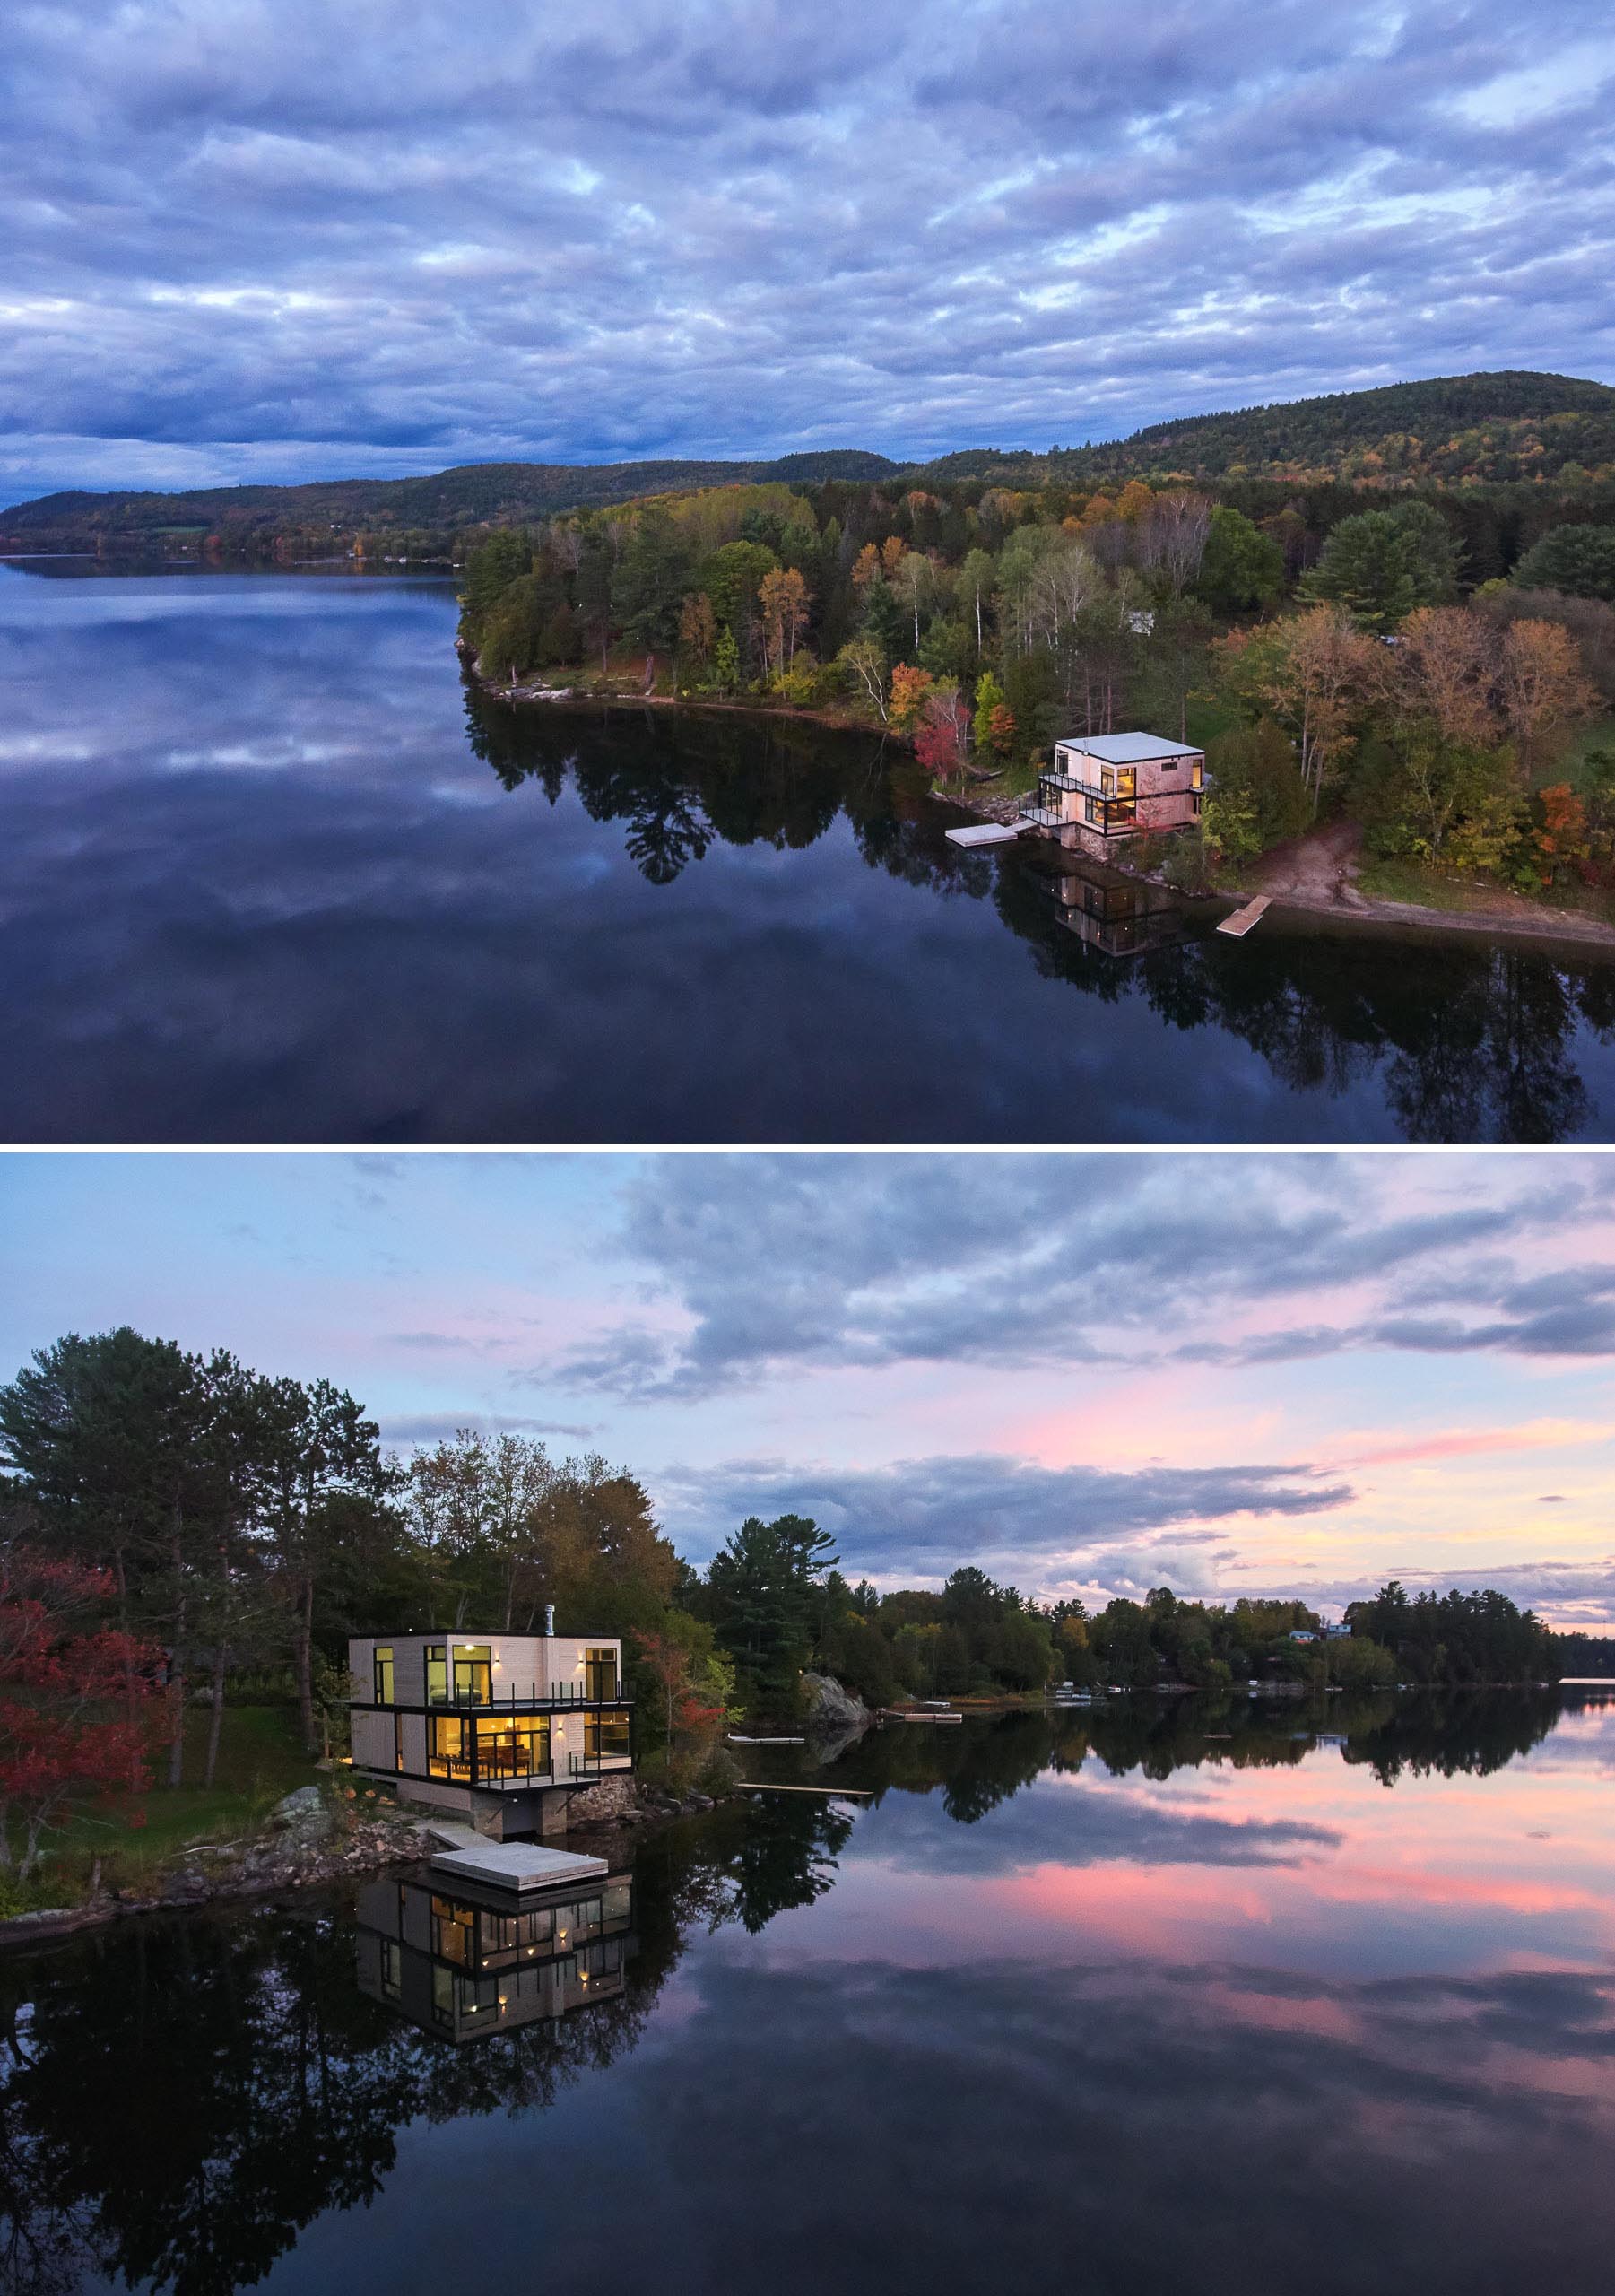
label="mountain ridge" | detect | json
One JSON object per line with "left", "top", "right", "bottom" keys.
{"left": 5, "top": 370, "right": 1613, "bottom": 537}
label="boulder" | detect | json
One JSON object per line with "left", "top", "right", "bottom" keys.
{"left": 268, "top": 1787, "right": 328, "bottom": 1831}
{"left": 801, "top": 1672, "right": 872, "bottom": 1756}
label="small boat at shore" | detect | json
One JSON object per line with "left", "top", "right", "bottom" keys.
{"left": 880, "top": 1707, "right": 964, "bottom": 1725}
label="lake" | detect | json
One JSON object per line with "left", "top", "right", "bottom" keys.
{"left": 4, "top": 1688, "right": 1613, "bottom": 2295}
{"left": 6, "top": 562, "right": 1615, "bottom": 1142}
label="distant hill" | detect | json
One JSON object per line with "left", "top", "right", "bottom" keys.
{"left": 0, "top": 448, "right": 903, "bottom": 539}
{"left": 6, "top": 372, "right": 1613, "bottom": 546}
{"left": 912, "top": 372, "right": 1615, "bottom": 491}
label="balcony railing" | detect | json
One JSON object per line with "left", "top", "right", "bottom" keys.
{"left": 416, "top": 1680, "right": 627, "bottom": 1709}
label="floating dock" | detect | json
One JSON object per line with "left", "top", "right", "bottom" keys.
{"left": 428, "top": 1839, "right": 610, "bottom": 1892}
{"left": 1216, "top": 894, "right": 1272, "bottom": 937}
{"left": 944, "top": 822, "right": 1024, "bottom": 848}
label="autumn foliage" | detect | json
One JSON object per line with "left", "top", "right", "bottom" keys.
{"left": 1, "top": 1549, "right": 163, "bottom": 1880}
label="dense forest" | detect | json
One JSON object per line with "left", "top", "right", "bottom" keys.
{"left": 7, "top": 370, "right": 1614, "bottom": 560}
{"left": 446, "top": 435, "right": 1615, "bottom": 903}
{"left": 0, "top": 1326, "right": 1587, "bottom": 1877}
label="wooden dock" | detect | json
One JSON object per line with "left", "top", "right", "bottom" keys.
{"left": 1216, "top": 894, "right": 1272, "bottom": 938}
{"left": 944, "top": 822, "right": 1024, "bottom": 848}
{"left": 734, "top": 1782, "right": 873, "bottom": 1798}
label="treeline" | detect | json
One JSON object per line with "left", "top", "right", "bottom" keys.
{"left": 456, "top": 459, "right": 1615, "bottom": 900}
{"left": 0, "top": 1334, "right": 1590, "bottom": 1811}
{"left": 0, "top": 1334, "right": 712, "bottom": 1795}
{"left": 678, "top": 1534, "right": 1569, "bottom": 1711}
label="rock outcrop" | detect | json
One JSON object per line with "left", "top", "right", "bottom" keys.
{"left": 801, "top": 1672, "right": 873, "bottom": 1763}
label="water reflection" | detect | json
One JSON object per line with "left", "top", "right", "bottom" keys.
{"left": 355, "top": 1872, "right": 636, "bottom": 2041}
{"left": 2, "top": 1692, "right": 1613, "bottom": 2294}
{"left": 5, "top": 564, "right": 1615, "bottom": 1141}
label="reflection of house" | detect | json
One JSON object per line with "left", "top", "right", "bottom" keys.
{"left": 1022, "top": 732, "right": 1206, "bottom": 857}
{"left": 348, "top": 1627, "right": 634, "bottom": 1839}
{"left": 1034, "top": 855, "right": 1191, "bottom": 959}
{"left": 356, "top": 1869, "right": 635, "bottom": 2043}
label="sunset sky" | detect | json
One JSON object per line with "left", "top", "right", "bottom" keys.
{"left": 4, "top": 1152, "right": 1612, "bottom": 1625}
{"left": 3, "top": 1, "right": 1613, "bottom": 496}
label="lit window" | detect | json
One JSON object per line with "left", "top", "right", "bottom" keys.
{"left": 373, "top": 1646, "right": 395, "bottom": 1704}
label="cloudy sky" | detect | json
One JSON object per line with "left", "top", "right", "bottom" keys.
{"left": 4, "top": 1152, "right": 1614, "bottom": 1624}
{"left": 3, "top": 2, "right": 1613, "bottom": 500}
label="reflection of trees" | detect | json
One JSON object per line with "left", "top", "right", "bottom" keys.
{"left": 460, "top": 682, "right": 1613, "bottom": 1139}
{"left": 0, "top": 1796, "right": 855, "bottom": 2296}
{"left": 1339, "top": 1687, "right": 1561, "bottom": 1785}
{"left": 0, "top": 1900, "right": 665, "bottom": 2296}
{"left": 808, "top": 1691, "right": 1570, "bottom": 1809}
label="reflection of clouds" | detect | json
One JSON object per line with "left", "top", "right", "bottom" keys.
{"left": 5, "top": 571, "right": 1615, "bottom": 1144}
{"left": 858, "top": 1774, "right": 1343, "bottom": 1874}
{"left": 447, "top": 1952, "right": 1615, "bottom": 2291}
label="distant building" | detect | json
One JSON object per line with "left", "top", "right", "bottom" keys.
{"left": 348, "top": 1625, "right": 634, "bottom": 1841}
{"left": 1288, "top": 1630, "right": 1320, "bottom": 1645}
{"left": 1022, "top": 732, "right": 1207, "bottom": 857}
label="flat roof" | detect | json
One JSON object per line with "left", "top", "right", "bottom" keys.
{"left": 1056, "top": 732, "right": 1203, "bottom": 762}
{"left": 430, "top": 1842, "right": 611, "bottom": 1892}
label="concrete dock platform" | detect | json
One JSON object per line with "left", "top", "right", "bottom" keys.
{"left": 429, "top": 1840, "right": 610, "bottom": 1892}
{"left": 945, "top": 822, "right": 1024, "bottom": 848}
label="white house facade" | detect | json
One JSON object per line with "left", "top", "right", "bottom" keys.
{"left": 348, "top": 1628, "right": 634, "bottom": 1840}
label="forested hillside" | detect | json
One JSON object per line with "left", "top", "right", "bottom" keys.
{"left": 6, "top": 372, "right": 1614, "bottom": 556}
{"left": 916, "top": 371, "right": 1615, "bottom": 490}
{"left": 0, "top": 448, "right": 901, "bottom": 548}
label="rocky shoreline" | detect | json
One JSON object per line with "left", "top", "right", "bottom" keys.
{"left": 0, "top": 1771, "right": 737, "bottom": 1951}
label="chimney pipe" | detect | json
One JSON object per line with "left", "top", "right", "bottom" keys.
{"left": 543, "top": 1604, "right": 555, "bottom": 1638}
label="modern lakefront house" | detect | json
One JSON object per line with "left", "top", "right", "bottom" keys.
{"left": 348, "top": 1622, "right": 635, "bottom": 1840}
{"left": 1021, "top": 731, "right": 1207, "bottom": 857}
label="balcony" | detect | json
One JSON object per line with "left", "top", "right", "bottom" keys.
{"left": 419, "top": 1679, "right": 628, "bottom": 1710}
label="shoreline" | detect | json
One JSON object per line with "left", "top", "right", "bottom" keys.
{"left": 468, "top": 654, "right": 1615, "bottom": 960}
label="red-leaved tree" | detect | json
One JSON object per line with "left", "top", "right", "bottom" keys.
{"left": 913, "top": 687, "right": 971, "bottom": 778}
{"left": 0, "top": 1551, "right": 163, "bottom": 1881}
{"left": 634, "top": 1627, "right": 726, "bottom": 1767}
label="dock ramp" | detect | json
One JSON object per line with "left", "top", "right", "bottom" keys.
{"left": 1216, "top": 894, "right": 1272, "bottom": 938}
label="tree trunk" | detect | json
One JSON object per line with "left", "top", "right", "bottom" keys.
{"left": 204, "top": 1642, "right": 228, "bottom": 1788}
{"left": 167, "top": 1550, "right": 187, "bottom": 1788}
{"left": 296, "top": 1575, "right": 317, "bottom": 1756}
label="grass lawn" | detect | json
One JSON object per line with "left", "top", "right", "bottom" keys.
{"left": 7, "top": 1705, "right": 320, "bottom": 1911}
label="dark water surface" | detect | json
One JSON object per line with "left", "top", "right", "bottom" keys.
{"left": 7, "top": 563, "right": 1615, "bottom": 1141}
{"left": 4, "top": 1690, "right": 1614, "bottom": 2295}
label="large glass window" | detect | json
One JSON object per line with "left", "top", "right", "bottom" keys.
{"left": 585, "top": 1646, "right": 618, "bottom": 1701}
{"left": 454, "top": 1646, "right": 492, "bottom": 1704}
{"left": 380, "top": 1939, "right": 403, "bottom": 2001}
{"left": 1190, "top": 760, "right": 1204, "bottom": 789}
{"left": 394, "top": 1712, "right": 406, "bottom": 1771}
{"left": 372, "top": 1646, "right": 395, "bottom": 1704}
{"left": 429, "top": 1715, "right": 471, "bottom": 1781}
{"left": 475, "top": 1714, "right": 551, "bottom": 1781}
{"left": 585, "top": 1709, "right": 631, "bottom": 1761}
{"left": 425, "top": 1645, "right": 447, "bottom": 1705}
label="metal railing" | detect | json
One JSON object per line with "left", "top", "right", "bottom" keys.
{"left": 418, "top": 1679, "right": 625, "bottom": 1709}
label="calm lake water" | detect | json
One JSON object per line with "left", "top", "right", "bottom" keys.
{"left": 7, "top": 562, "right": 1615, "bottom": 1142}
{"left": 4, "top": 1689, "right": 1614, "bottom": 2295}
